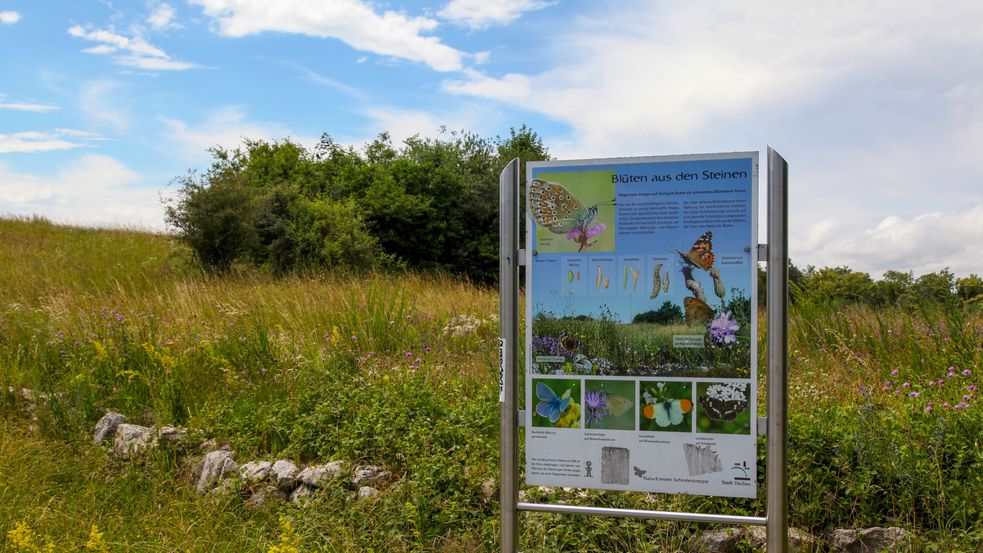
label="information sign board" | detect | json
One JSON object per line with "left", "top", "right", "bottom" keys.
{"left": 525, "top": 152, "right": 758, "bottom": 498}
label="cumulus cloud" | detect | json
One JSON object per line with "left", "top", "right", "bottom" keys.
{"left": 792, "top": 204, "right": 983, "bottom": 277}
{"left": 68, "top": 24, "right": 196, "bottom": 70}
{"left": 0, "top": 155, "right": 166, "bottom": 228}
{"left": 444, "top": 1, "right": 983, "bottom": 154}
{"left": 189, "top": 0, "right": 465, "bottom": 72}
{"left": 438, "top": 0, "right": 553, "bottom": 29}
{"left": 147, "top": 4, "right": 181, "bottom": 30}
{"left": 0, "top": 11, "right": 20, "bottom": 24}
{"left": 0, "top": 129, "right": 103, "bottom": 154}
{"left": 159, "top": 106, "right": 317, "bottom": 160}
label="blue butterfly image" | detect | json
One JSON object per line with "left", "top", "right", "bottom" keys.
{"left": 536, "top": 381, "right": 572, "bottom": 423}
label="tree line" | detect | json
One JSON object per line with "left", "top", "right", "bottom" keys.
{"left": 165, "top": 126, "right": 983, "bottom": 306}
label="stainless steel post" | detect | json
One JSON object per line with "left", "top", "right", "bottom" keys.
{"left": 499, "top": 158, "right": 520, "bottom": 553}
{"left": 766, "top": 147, "right": 789, "bottom": 553}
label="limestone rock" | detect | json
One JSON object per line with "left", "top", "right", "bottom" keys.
{"left": 114, "top": 423, "right": 157, "bottom": 458}
{"left": 290, "top": 484, "right": 316, "bottom": 505}
{"left": 246, "top": 485, "right": 288, "bottom": 509}
{"left": 239, "top": 461, "right": 273, "bottom": 483}
{"left": 741, "top": 527, "right": 817, "bottom": 552}
{"left": 271, "top": 459, "right": 300, "bottom": 492}
{"left": 351, "top": 465, "right": 390, "bottom": 488}
{"left": 357, "top": 486, "right": 379, "bottom": 499}
{"left": 196, "top": 450, "right": 238, "bottom": 494}
{"left": 688, "top": 528, "right": 742, "bottom": 553}
{"left": 157, "top": 426, "right": 188, "bottom": 446}
{"left": 828, "top": 527, "right": 906, "bottom": 552}
{"left": 298, "top": 461, "right": 346, "bottom": 488}
{"left": 93, "top": 412, "right": 127, "bottom": 445}
{"left": 481, "top": 478, "right": 497, "bottom": 502}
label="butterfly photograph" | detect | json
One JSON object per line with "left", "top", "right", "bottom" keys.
{"left": 583, "top": 380, "right": 635, "bottom": 430}
{"left": 675, "top": 230, "right": 715, "bottom": 271}
{"left": 532, "top": 378, "right": 582, "bottom": 429}
{"left": 529, "top": 172, "right": 615, "bottom": 253}
{"left": 640, "top": 381, "right": 693, "bottom": 432}
{"left": 696, "top": 382, "right": 751, "bottom": 435}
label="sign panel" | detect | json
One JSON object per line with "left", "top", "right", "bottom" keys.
{"left": 524, "top": 152, "right": 758, "bottom": 498}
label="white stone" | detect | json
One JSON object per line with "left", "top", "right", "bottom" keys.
{"left": 239, "top": 461, "right": 273, "bottom": 483}
{"left": 351, "top": 465, "right": 390, "bottom": 488}
{"left": 828, "top": 527, "right": 906, "bottom": 553}
{"left": 271, "top": 459, "right": 299, "bottom": 492}
{"left": 157, "top": 426, "right": 187, "bottom": 446}
{"left": 298, "top": 461, "right": 346, "bottom": 488}
{"left": 93, "top": 412, "right": 127, "bottom": 445}
{"left": 290, "top": 484, "right": 316, "bottom": 505}
{"left": 113, "top": 423, "right": 156, "bottom": 458}
{"left": 357, "top": 486, "right": 379, "bottom": 499}
{"left": 196, "top": 450, "right": 238, "bottom": 494}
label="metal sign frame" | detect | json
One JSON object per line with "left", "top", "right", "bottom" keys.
{"left": 498, "top": 148, "right": 788, "bottom": 553}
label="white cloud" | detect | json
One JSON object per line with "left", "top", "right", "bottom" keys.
{"left": 793, "top": 204, "right": 983, "bottom": 277}
{"left": 359, "top": 105, "right": 491, "bottom": 147}
{"left": 0, "top": 99, "right": 59, "bottom": 113}
{"left": 159, "top": 106, "right": 317, "bottom": 160}
{"left": 190, "top": 0, "right": 466, "bottom": 72}
{"left": 445, "top": 1, "right": 983, "bottom": 155}
{"left": 0, "top": 10, "right": 20, "bottom": 24}
{"left": 0, "top": 155, "right": 166, "bottom": 229}
{"left": 439, "top": 0, "right": 552, "bottom": 29}
{"left": 68, "top": 24, "right": 196, "bottom": 70}
{"left": 79, "top": 81, "right": 129, "bottom": 133}
{"left": 147, "top": 4, "right": 180, "bottom": 30}
{"left": 0, "top": 129, "right": 103, "bottom": 154}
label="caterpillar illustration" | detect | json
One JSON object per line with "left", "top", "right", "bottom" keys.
{"left": 650, "top": 263, "right": 663, "bottom": 299}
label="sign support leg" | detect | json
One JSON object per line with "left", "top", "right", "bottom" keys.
{"left": 766, "top": 147, "right": 789, "bottom": 553}
{"left": 499, "top": 158, "right": 520, "bottom": 553}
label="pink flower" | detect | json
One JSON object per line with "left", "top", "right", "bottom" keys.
{"left": 962, "top": 369, "right": 972, "bottom": 376}
{"left": 968, "top": 385, "right": 978, "bottom": 392}
{"left": 908, "top": 391, "right": 920, "bottom": 398}
{"left": 947, "top": 373, "right": 955, "bottom": 379}
{"left": 963, "top": 395, "right": 972, "bottom": 401}
{"left": 405, "top": 351, "right": 413, "bottom": 357}
{"left": 890, "top": 369, "right": 899, "bottom": 377}
{"left": 566, "top": 223, "right": 606, "bottom": 241}
{"left": 902, "top": 382, "right": 910, "bottom": 388}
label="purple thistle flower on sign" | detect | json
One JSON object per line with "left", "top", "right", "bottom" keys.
{"left": 584, "top": 391, "right": 608, "bottom": 426}
{"left": 708, "top": 311, "right": 740, "bottom": 346}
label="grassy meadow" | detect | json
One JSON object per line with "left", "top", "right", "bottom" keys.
{"left": 0, "top": 217, "right": 980, "bottom": 552}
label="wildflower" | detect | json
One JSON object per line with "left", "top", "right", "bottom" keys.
{"left": 414, "top": 357, "right": 422, "bottom": 363}
{"left": 890, "top": 369, "right": 899, "bottom": 377}
{"left": 584, "top": 391, "right": 608, "bottom": 426}
{"left": 350, "top": 335, "right": 357, "bottom": 340}
{"left": 909, "top": 391, "right": 920, "bottom": 398}
{"left": 567, "top": 223, "right": 606, "bottom": 251}
{"left": 902, "top": 382, "right": 910, "bottom": 388}
{"left": 942, "top": 402, "right": 950, "bottom": 409}
{"left": 954, "top": 402, "right": 968, "bottom": 410}
{"left": 708, "top": 311, "right": 740, "bottom": 346}
{"left": 963, "top": 395, "right": 972, "bottom": 401}
{"left": 924, "top": 402, "right": 934, "bottom": 413}
{"left": 937, "top": 380, "right": 945, "bottom": 386}
{"left": 962, "top": 369, "right": 972, "bottom": 376}
{"left": 968, "top": 385, "right": 978, "bottom": 392}
{"left": 894, "top": 389, "right": 902, "bottom": 395}
{"left": 405, "top": 351, "right": 413, "bottom": 358}
{"left": 946, "top": 373, "right": 955, "bottom": 379}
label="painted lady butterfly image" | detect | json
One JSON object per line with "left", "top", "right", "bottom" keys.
{"left": 676, "top": 231, "right": 715, "bottom": 271}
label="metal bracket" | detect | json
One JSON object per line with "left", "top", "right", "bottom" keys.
{"left": 757, "top": 244, "right": 768, "bottom": 262}
{"left": 757, "top": 416, "right": 767, "bottom": 436}
{"left": 517, "top": 410, "right": 526, "bottom": 427}
{"left": 517, "top": 249, "right": 527, "bottom": 266}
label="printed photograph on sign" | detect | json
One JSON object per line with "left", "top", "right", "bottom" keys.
{"left": 583, "top": 380, "right": 635, "bottom": 430}
{"left": 531, "top": 378, "right": 582, "bottom": 428}
{"left": 639, "top": 381, "right": 693, "bottom": 432}
{"left": 529, "top": 171, "right": 615, "bottom": 253}
{"left": 696, "top": 382, "right": 751, "bottom": 434}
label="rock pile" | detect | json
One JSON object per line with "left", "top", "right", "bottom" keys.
{"left": 93, "top": 411, "right": 389, "bottom": 508}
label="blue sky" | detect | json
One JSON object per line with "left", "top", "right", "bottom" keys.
{"left": 1, "top": 1, "right": 981, "bottom": 277}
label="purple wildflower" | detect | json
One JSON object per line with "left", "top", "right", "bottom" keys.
{"left": 968, "top": 385, "right": 978, "bottom": 392}
{"left": 908, "top": 391, "right": 920, "bottom": 398}
{"left": 584, "top": 391, "right": 608, "bottom": 426}
{"left": 708, "top": 311, "right": 740, "bottom": 346}
{"left": 902, "top": 382, "right": 910, "bottom": 388}
{"left": 890, "top": 369, "right": 899, "bottom": 377}
{"left": 962, "top": 369, "right": 972, "bottom": 376}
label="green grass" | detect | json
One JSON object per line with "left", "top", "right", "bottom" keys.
{"left": 0, "top": 217, "right": 980, "bottom": 552}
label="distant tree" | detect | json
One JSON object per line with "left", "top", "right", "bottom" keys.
{"left": 956, "top": 274, "right": 983, "bottom": 303}
{"left": 870, "top": 270, "right": 913, "bottom": 306}
{"left": 804, "top": 266, "right": 875, "bottom": 304}
{"left": 633, "top": 301, "right": 683, "bottom": 324}
{"left": 165, "top": 173, "right": 258, "bottom": 272}
{"left": 899, "top": 269, "right": 956, "bottom": 307}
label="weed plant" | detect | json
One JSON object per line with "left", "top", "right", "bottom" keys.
{"left": 0, "top": 218, "right": 980, "bottom": 551}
